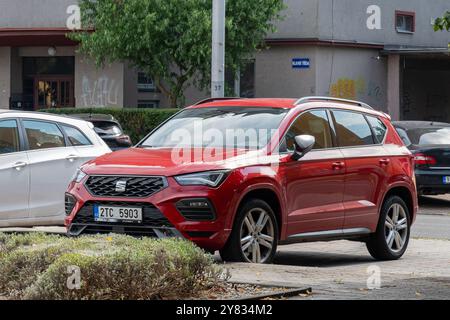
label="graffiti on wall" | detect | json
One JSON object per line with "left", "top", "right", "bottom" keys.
{"left": 330, "top": 77, "right": 382, "bottom": 102}
{"left": 81, "top": 76, "right": 119, "bottom": 107}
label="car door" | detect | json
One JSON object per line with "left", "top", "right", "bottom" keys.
{"left": 0, "top": 119, "right": 30, "bottom": 222}
{"left": 281, "top": 110, "right": 346, "bottom": 236}
{"left": 22, "top": 119, "right": 80, "bottom": 219}
{"left": 331, "top": 110, "right": 389, "bottom": 231}
{"left": 59, "top": 123, "right": 106, "bottom": 168}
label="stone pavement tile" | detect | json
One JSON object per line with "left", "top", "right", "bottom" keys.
{"left": 226, "top": 239, "right": 450, "bottom": 299}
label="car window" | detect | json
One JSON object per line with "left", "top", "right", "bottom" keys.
{"left": 0, "top": 120, "right": 20, "bottom": 154}
{"left": 395, "top": 128, "right": 412, "bottom": 146}
{"left": 366, "top": 116, "right": 387, "bottom": 143}
{"left": 282, "top": 110, "right": 333, "bottom": 152}
{"left": 23, "top": 120, "right": 65, "bottom": 150}
{"left": 61, "top": 125, "right": 92, "bottom": 146}
{"left": 92, "top": 121, "right": 123, "bottom": 136}
{"left": 332, "top": 110, "right": 375, "bottom": 147}
{"left": 406, "top": 127, "right": 450, "bottom": 146}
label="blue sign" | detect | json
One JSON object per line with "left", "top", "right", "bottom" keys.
{"left": 292, "top": 58, "right": 310, "bottom": 69}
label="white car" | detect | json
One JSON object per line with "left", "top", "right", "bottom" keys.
{"left": 0, "top": 110, "right": 111, "bottom": 227}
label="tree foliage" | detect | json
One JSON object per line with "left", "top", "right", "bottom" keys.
{"left": 434, "top": 11, "right": 450, "bottom": 31}
{"left": 70, "top": 0, "right": 284, "bottom": 107}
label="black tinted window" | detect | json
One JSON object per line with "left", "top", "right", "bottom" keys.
{"left": 0, "top": 120, "right": 20, "bottom": 154}
{"left": 283, "top": 110, "right": 333, "bottom": 151}
{"left": 367, "top": 116, "right": 387, "bottom": 143}
{"left": 92, "top": 121, "right": 123, "bottom": 136}
{"left": 407, "top": 127, "right": 450, "bottom": 145}
{"left": 23, "top": 120, "right": 65, "bottom": 150}
{"left": 333, "top": 111, "right": 374, "bottom": 147}
{"left": 62, "top": 125, "right": 92, "bottom": 146}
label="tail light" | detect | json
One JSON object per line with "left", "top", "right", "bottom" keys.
{"left": 413, "top": 153, "right": 437, "bottom": 166}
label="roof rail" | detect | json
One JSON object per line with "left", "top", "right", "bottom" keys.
{"left": 194, "top": 97, "right": 243, "bottom": 106}
{"left": 294, "top": 96, "right": 374, "bottom": 110}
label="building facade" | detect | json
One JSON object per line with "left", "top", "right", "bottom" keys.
{"left": 0, "top": 0, "right": 449, "bottom": 121}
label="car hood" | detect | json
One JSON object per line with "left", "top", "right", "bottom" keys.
{"left": 82, "top": 147, "right": 279, "bottom": 176}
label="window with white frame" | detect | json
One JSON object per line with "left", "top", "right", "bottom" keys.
{"left": 395, "top": 11, "right": 415, "bottom": 33}
{"left": 138, "top": 100, "right": 160, "bottom": 109}
{"left": 137, "top": 72, "right": 156, "bottom": 92}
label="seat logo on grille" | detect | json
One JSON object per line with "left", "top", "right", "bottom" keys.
{"left": 115, "top": 180, "right": 128, "bottom": 193}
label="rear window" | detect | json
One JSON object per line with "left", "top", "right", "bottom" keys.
{"left": 406, "top": 127, "right": 450, "bottom": 145}
{"left": 332, "top": 110, "right": 375, "bottom": 147}
{"left": 92, "top": 121, "right": 123, "bottom": 135}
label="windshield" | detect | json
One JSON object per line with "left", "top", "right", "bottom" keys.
{"left": 92, "top": 121, "right": 123, "bottom": 136}
{"left": 407, "top": 127, "right": 450, "bottom": 145}
{"left": 141, "top": 107, "right": 288, "bottom": 149}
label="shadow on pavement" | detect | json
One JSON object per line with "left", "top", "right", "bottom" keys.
{"left": 273, "top": 250, "right": 375, "bottom": 268}
{"left": 419, "top": 195, "right": 450, "bottom": 208}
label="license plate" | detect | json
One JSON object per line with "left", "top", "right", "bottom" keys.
{"left": 444, "top": 176, "right": 450, "bottom": 184}
{"left": 94, "top": 205, "right": 143, "bottom": 223}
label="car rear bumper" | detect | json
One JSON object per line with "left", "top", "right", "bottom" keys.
{"left": 416, "top": 168, "right": 450, "bottom": 195}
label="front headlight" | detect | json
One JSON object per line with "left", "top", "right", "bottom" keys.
{"left": 72, "top": 168, "right": 87, "bottom": 183}
{"left": 174, "top": 170, "right": 230, "bottom": 187}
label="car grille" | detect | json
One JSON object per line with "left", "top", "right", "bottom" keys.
{"left": 85, "top": 176, "right": 167, "bottom": 198}
{"left": 72, "top": 201, "right": 173, "bottom": 228}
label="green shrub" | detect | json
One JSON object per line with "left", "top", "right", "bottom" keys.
{"left": 0, "top": 233, "right": 222, "bottom": 300}
{"left": 43, "top": 108, "right": 179, "bottom": 143}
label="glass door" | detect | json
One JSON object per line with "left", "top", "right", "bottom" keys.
{"left": 34, "top": 77, "right": 74, "bottom": 109}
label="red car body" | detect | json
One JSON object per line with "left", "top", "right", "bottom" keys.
{"left": 65, "top": 98, "right": 418, "bottom": 261}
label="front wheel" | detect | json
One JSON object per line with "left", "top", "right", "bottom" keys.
{"left": 220, "top": 199, "right": 278, "bottom": 263}
{"left": 366, "top": 196, "right": 411, "bottom": 260}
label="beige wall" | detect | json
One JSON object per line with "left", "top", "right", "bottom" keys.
{"left": 316, "top": 47, "right": 388, "bottom": 111}
{"left": 254, "top": 46, "right": 317, "bottom": 99}
{"left": 75, "top": 54, "right": 124, "bottom": 108}
{"left": 0, "top": 47, "right": 11, "bottom": 108}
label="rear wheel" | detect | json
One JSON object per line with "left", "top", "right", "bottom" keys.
{"left": 366, "top": 196, "right": 411, "bottom": 260}
{"left": 220, "top": 199, "right": 278, "bottom": 263}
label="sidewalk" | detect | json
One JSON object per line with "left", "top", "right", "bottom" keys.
{"left": 226, "top": 239, "right": 450, "bottom": 299}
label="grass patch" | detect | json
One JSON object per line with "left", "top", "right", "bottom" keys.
{"left": 0, "top": 233, "right": 223, "bottom": 300}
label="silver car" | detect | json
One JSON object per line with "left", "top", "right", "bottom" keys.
{"left": 0, "top": 110, "right": 111, "bottom": 227}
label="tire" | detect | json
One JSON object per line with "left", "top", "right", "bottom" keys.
{"left": 366, "top": 195, "right": 411, "bottom": 260}
{"left": 220, "top": 199, "right": 278, "bottom": 263}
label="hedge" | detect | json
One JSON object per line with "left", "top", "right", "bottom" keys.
{"left": 43, "top": 108, "right": 179, "bottom": 144}
{"left": 0, "top": 233, "right": 222, "bottom": 300}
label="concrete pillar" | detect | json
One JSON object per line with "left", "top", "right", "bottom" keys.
{"left": 0, "top": 47, "right": 11, "bottom": 109}
{"left": 387, "top": 54, "right": 401, "bottom": 120}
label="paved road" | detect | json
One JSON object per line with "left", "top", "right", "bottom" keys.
{"left": 227, "top": 238, "right": 450, "bottom": 299}
{"left": 419, "top": 194, "right": 450, "bottom": 216}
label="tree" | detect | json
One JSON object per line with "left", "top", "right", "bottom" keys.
{"left": 433, "top": 11, "right": 450, "bottom": 31}
{"left": 70, "top": 0, "right": 284, "bottom": 108}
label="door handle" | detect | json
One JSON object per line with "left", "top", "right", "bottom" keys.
{"left": 379, "top": 158, "right": 390, "bottom": 166}
{"left": 332, "top": 161, "right": 345, "bottom": 169}
{"left": 12, "top": 162, "right": 28, "bottom": 170}
{"left": 66, "top": 155, "right": 79, "bottom": 162}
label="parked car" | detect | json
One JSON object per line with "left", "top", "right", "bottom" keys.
{"left": 65, "top": 97, "right": 417, "bottom": 263}
{"left": 393, "top": 121, "right": 450, "bottom": 195}
{"left": 71, "top": 114, "right": 133, "bottom": 150}
{"left": 0, "top": 110, "right": 111, "bottom": 227}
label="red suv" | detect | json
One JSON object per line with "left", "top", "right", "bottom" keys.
{"left": 65, "top": 97, "right": 418, "bottom": 263}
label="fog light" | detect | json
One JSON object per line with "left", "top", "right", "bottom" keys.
{"left": 176, "top": 198, "right": 216, "bottom": 221}
{"left": 65, "top": 193, "right": 77, "bottom": 216}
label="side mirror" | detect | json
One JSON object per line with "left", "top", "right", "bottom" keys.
{"left": 292, "top": 135, "right": 315, "bottom": 161}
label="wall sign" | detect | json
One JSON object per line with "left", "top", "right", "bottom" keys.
{"left": 292, "top": 58, "right": 310, "bottom": 69}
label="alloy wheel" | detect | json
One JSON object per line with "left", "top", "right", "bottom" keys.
{"left": 239, "top": 208, "right": 275, "bottom": 263}
{"left": 384, "top": 203, "right": 408, "bottom": 253}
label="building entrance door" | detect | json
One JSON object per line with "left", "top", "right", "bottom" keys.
{"left": 34, "top": 76, "right": 74, "bottom": 109}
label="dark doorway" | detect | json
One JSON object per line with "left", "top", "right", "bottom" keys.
{"left": 401, "top": 56, "right": 450, "bottom": 122}
{"left": 22, "top": 57, "right": 75, "bottom": 110}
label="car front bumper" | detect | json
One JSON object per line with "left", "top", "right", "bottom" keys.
{"left": 64, "top": 176, "right": 237, "bottom": 251}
